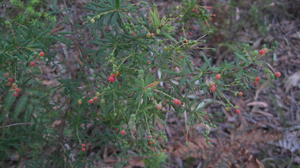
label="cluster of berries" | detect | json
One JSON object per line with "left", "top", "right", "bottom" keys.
{"left": 107, "top": 73, "right": 119, "bottom": 83}
{"left": 3, "top": 75, "right": 22, "bottom": 97}
{"left": 29, "top": 51, "right": 44, "bottom": 67}
{"left": 87, "top": 96, "right": 98, "bottom": 104}
{"left": 81, "top": 144, "right": 86, "bottom": 152}
{"left": 12, "top": 87, "right": 21, "bottom": 97}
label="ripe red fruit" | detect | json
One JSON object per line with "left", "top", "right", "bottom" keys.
{"left": 15, "top": 88, "right": 21, "bottom": 93}
{"left": 172, "top": 98, "right": 182, "bottom": 105}
{"left": 274, "top": 72, "right": 281, "bottom": 78}
{"left": 235, "top": 109, "right": 241, "bottom": 115}
{"left": 107, "top": 75, "right": 116, "bottom": 83}
{"left": 29, "top": 61, "right": 36, "bottom": 67}
{"left": 209, "top": 84, "right": 217, "bottom": 92}
{"left": 215, "top": 74, "right": 221, "bottom": 80}
{"left": 7, "top": 78, "right": 14, "bottom": 83}
{"left": 120, "top": 129, "right": 126, "bottom": 136}
{"left": 255, "top": 76, "right": 260, "bottom": 82}
{"left": 258, "top": 49, "right": 266, "bottom": 56}
{"left": 88, "top": 99, "right": 94, "bottom": 104}
{"left": 81, "top": 144, "right": 86, "bottom": 147}
{"left": 39, "top": 51, "right": 45, "bottom": 57}
{"left": 81, "top": 147, "right": 86, "bottom": 152}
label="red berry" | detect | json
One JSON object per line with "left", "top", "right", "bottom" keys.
{"left": 258, "top": 49, "right": 266, "bottom": 56}
{"left": 107, "top": 75, "right": 116, "bottom": 83}
{"left": 255, "top": 76, "right": 260, "bottom": 82}
{"left": 88, "top": 99, "right": 94, "bottom": 104}
{"left": 29, "top": 61, "right": 36, "bottom": 67}
{"left": 120, "top": 129, "right": 126, "bottom": 136}
{"left": 39, "top": 51, "right": 45, "bottom": 57}
{"left": 274, "top": 72, "right": 281, "bottom": 78}
{"left": 93, "top": 96, "right": 98, "bottom": 101}
{"left": 215, "top": 74, "right": 221, "bottom": 80}
{"left": 15, "top": 88, "right": 21, "bottom": 93}
{"left": 209, "top": 84, "right": 217, "bottom": 92}
{"left": 13, "top": 92, "right": 19, "bottom": 97}
{"left": 235, "top": 109, "right": 241, "bottom": 115}
{"left": 172, "top": 98, "right": 182, "bottom": 105}
{"left": 81, "top": 144, "right": 86, "bottom": 147}
{"left": 81, "top": 147, "right": 86, "bottom": 152}
{"left": 7, "top": 78, "right": 14, "bottom": 83}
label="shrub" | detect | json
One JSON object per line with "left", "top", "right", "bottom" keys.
{"left": 0, "top": 0, "right": 282, "bottom": 167}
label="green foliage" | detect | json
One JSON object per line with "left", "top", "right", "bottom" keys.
{"left": 0, "top": 0, "right": 281, "bottom": 167}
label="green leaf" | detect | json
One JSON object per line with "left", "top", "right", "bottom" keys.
{"left": 14, "top": 94, "right": 29, "bottom": 120}
{"left": 4, "top": 92, "right": 16, "bottom": 112}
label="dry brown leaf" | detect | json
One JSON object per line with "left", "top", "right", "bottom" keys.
{"left": 285, "top": 71, "right": 300, "bottom": 91}
{"left": 42, "top": 80, "right": 60, "bottom": 87}
{"left": 124, "top": 157, "right": 145, "bottom": 168}
{"left": 245, "top": 156, "right": 264, "bottom": 168}
{"left": 247, "top": 101, "right": 268, "bottom": 108}
{"left": 51, "top": 120, "right": 63, "bottom": 128}
{"left": 103, "top": 156, "right": 119, "bottom": 164}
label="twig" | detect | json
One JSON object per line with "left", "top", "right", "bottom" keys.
{"left": 0, "top": 122, "right": 32, "bottom": 129}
